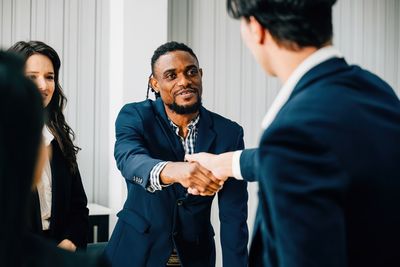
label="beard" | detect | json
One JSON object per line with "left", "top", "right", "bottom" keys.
{"left": 167, "top": 95, "right": 202, "bottom": 115}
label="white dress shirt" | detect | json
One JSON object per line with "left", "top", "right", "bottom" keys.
{"left": 37, "top": 126, "right": 54, "bottom": 230}
{"left": 232, "top": 46, "right": 343, "bottom": 179}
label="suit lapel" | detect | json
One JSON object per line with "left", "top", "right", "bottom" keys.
{"left": 153, "top": 98, "right": 185, "bottom": 160}
{"left": 195, "top": 107, "right": 216, "bottom": 153}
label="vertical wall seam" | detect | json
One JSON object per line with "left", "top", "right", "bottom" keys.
{"left": 93, "top": 0, "right": 99, "bottom": 203}
{"left": 44, "top": 0, "right": 47, "bottom": 40}
{"left": 11, "top": 0, "right": 14, "bottom": 43}
{"left": 29, "top": 0, "right": 32, "bottom": 39}
{"left": 75, "top": 0, "right": 80, "bottom": 137}
{"left": 62, "top": 0, "right": 66, "bottom": 81}
{"left": 212, "top": 0, "right": 217, "bottom": 110}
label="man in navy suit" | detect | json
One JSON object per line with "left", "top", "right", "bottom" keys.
{"left": 187, "top": 0, "right": 400, "bottom": 266}
{"left": 105, "top": 42, "right": 248, "bottom": 267}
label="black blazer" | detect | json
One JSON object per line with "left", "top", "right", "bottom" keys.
{"left": 29, "top": 139, "right": 89, "bottom": 249}
{"left": 241, "top": 58, "right": 400, "bottom": 266}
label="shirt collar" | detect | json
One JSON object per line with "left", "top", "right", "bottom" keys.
{"left": 169, "top": 115, "right": 200, "bottom": 136}
{"left": 42, "top": 126, "right": 54, "bottom": 146}
{"left": 261, "top": 46, "right": 343, "bottom": 130}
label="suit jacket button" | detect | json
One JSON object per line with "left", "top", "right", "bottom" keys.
{"left": 177, "top": 200, "right": 183, "bottom": 206}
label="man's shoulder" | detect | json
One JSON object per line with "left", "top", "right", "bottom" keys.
{"left": 202, "top": 108, "right": 243, "bottom": 132}
{"left": 116, "top": 99, "right": 156, "bottom": 127}
{"left": 121, "top": 99, "right": 154, "bottom": 112}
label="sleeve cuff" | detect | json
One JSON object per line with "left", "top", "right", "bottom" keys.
{"left": 232, "top": 150, "right": 244, "bottom": 180}
{"left": 147, "top": 161, "right": 169, "bottom": 192}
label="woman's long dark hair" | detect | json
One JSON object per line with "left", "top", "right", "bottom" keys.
{"left": 8, "top": 41, "right": 80, "bottom": 174}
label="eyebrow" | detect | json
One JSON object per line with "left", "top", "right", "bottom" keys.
{"left": 26, "top": 71, "right": 55, "bottom": 75}
{"left": 162, "top": 65, "right": 198, "bottom": 75}
{"left": 162, "top": 68, "right": 176, "bottom": 76}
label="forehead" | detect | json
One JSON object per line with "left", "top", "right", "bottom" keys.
{"left": 25, "top": 54, "right": 54, "bottom": 71}
{"left": 154, "top": 50, "right": 198, "bottom": 74}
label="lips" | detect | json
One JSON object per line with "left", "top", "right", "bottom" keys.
{"left": 175, "top": 88, "right": 197, "bottom": 97}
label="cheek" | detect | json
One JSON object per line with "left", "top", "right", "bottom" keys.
{"left": 48, "top": 82, "right": 55, "bottom": 96}
{"left": 159, "top": 87, "right": 173, "bottom": 103}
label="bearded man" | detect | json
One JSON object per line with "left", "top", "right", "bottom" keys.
{"left": 105, "top": 41, "right": 248, "bottom": 267}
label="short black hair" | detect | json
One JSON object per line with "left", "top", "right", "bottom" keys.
{"left": 227, "top": 0, "right": 337, "bottom": 49}
{"left": 151, "top": 41, "right": 198, "bottom": 75}
{"left": 147, "top": 41, "right": 199, "bottom": 98}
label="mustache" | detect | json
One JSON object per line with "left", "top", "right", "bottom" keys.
{"left": 174, "top": 87, "right": 198, "bottom": 97}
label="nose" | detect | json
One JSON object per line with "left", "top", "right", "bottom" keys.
{"left": 35, "top": 77, "right": 47, "bottom": 91}
{"left": 177, "top": 74, "right": 191, "bottom": 87}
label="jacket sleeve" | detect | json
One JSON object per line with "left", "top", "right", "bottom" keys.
{"left": 65, "top": 167, "right": 89, "bottom": 249}
{"left": 114, "top": 104, "right": 164, "bottom": 189}
{"left": 239, "top": 148, "right": 259, "bottom": 182}
{"left": 218, "top": 127, "right": 249, "bottom": 267}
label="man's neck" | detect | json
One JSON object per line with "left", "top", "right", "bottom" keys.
{"left": 274, "top": 46, "right": 318, "bottom": 83}
{"left": 164, "top": 106, "right": 199, "bottom": 138}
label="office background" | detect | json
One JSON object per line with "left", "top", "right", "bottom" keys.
{"left": 1, "top": 0, "right": 399, "bottom": 265}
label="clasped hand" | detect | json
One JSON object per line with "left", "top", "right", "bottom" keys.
{"left": 159, "top": 152, "right": 233, "bottom": 196}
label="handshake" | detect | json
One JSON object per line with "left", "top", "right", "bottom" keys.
{"left": 159, "top": 152, "right": 235, "bottom": 196}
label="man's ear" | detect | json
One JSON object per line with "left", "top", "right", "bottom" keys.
{"left": 149, "top": 76, "right": 159, "bottom": 93}
{"left": 248, "top": 16, "right": 266, "bottom": 45}
{"left": 199, "top": 68, "right": 203, "bottom": 77}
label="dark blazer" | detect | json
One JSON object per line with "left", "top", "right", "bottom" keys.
{"left": 240, "top": 58, "right": 400, "bottom": 266}
{"left": 105, "top": 98, "right": 248, "bottom": 267}
{"left": 29, "top": 139, "right": 89, "bottom": 249}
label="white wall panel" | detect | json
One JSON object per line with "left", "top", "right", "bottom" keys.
{"left": 12, "top": 0, "right": 30, "bottom": 41}
{"left": 30, "top": 0, "right": 46, "bottom": 41}
{"left": 1, "top": 0, "right": 13, "bottom": 46}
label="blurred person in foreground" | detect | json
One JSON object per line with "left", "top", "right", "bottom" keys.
{"left": 186, "top": 0, "right": 400, "bottom": 266}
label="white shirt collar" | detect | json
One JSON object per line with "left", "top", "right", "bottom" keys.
{"left": 261, "top": 46, "right": 343, "bottom": 130}
{"left": 42, "top": 126, "right": 54, "bottom": 146}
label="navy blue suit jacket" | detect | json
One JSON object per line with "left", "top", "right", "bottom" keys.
{"left": 240, "top": 58, "right": 400, "bottom": 266}
{"left": 106, "top": 98, "right": 248, "bottom": 267}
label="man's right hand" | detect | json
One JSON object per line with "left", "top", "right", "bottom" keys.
{"left": 160, "top": 162, "right": 223, "bottom": 196}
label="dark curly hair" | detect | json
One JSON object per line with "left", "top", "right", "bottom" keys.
{"left": 227, "top": 0, "right": 337, "bottom": 49}
{"left": 8, "top": 41, "right": 80, "bottom": 174}
{"left": 147, "top": 41, "right": 199, "bottom": 99}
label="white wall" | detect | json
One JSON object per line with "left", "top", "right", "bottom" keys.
{"left": 108, "top": 0, "right": 169, "bottom": 228}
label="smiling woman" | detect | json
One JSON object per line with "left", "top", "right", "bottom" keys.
{"left": 8, "top": 41, "right": 89, "bottom": 252}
